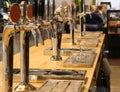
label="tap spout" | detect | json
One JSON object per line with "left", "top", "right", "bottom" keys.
{"left": 50, "top": 21, "right": 62, "bottom": 61}
{"left": 81, "top": 16, "right": 86, "bottom": 36}
{"left": 31, "top": 30, "right": 39, "bottom": 46}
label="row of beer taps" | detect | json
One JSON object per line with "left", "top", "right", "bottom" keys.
{"left": 2, "top": 0, "right": 87, "bottom": 92}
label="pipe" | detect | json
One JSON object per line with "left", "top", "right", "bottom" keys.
{"left": 2, "top": 25, "right": 18, "bottom": 92}
{"left": 69, "top": 1, "right": 77, "bottom": 45}
{"left": 49, "top": 0, "right": 55, "bottom": 19}
{"left": 69, "top": 19, "right": 75, "bottom": 45}
{"left": 21, "top": 31, "right": 29, "bottom": 84}
{"left": 78, "top": 13, "right": 86, "bottom": 38}
{"left": 50, "top": 22, "right": 62, "bottom": 61}
{"left": 81, "top": 16, "right": 86, "bottom": 36}
{"left": 14, "top": 31, "right": 36, "bottom": 92}
{"left": 44, "top": 0, "right": 49, "bottom": 20}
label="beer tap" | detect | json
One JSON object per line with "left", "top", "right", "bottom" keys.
{"left": 30, "top": 0, "right": 51, "bottom": 45}
{"left": 26, "top": 1, "right": 40, "bottom": 46}
{"left": 2, "top": 2, "right": 49, "bottom": 92}
{"left": 2, "top": 3, "right": 21, "bottom": 92}
{"left": 14, "top": 2, "right": 36, "bottom": 92}
{"left": 2, "top": 25, "right": 15, "bottom": 92}
{"left": 79, "top": 0, "right": 87, "bottom": 36}
{"left": 37, "top": 0, "right": 51, "bottom": 44}
{"left": 2, "top": 1, "right": 57, "bottom": 92}
{"left": 44, "top": 0, "right": 54, "bottom": 39}
{"left": 69, "top": 0, "right": 77, "bottom": 45}
{"left": 78, "top": 12, "right": 86, "bottom": 39}
{"left": 38, "top": 0, "right": 54, "bottom": 40}
{"left": 14, "top": 30, "right": 36, "bottom": 92}
{"left": 81, "top": 15, "right": 86, "bottom": 36}
{"left": 50, "top": 18, "right": 62, "bottom": 61}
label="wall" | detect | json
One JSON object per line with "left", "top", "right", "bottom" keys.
{"left": 85, "top": 0, "right": 92, "bottom": 5}
{"left": 55, "top": 0, "right": 71, "bottom": 7}
{"left": 55, "top": 0, "right": 93, "bottom": 7}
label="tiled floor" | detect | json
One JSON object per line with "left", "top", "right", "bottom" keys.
{"left": 109, "top": 58, "right": 120, "bottom": 92}
{"left": 110, "top": 66, "right": 120, "bottom": 92}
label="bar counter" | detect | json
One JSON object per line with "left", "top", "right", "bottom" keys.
{"left": 0, "top": 33, "right": 105, "bottom": 92}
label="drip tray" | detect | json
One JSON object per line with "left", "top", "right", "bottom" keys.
{"left": 44, "top": 47, "right": 96, "bottom": 56}
{"left": 50, "top": 71, "right": 74, "bottom": 75}
{"left": 13, "top": 69, "right": 86, "bottom": 82}
{"left": 62, "top": 38, "right": 99, "bottom": 47}
{"left": 36, "top": 79, "right": 84, "bottom": 92}
{"left": 64, "top": 52, "right": 96, "bottom": 67}
{"left": 75, "top": 31, "right": 102, "bottom": 38}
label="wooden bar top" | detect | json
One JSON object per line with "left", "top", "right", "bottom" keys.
{"left": 0, "top": 33, "right": 105, "bottom": 92}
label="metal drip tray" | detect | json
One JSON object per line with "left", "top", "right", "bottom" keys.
{"left": 36, "top": 79, "right": 84, "bottom": 92}
{"left": 74, "top": 31, "right": 102, "bottom": 38}
{"left": 62, "top": 38, "right": 99, "bottom": 47}
{"left": 64, "top": 52, "right": 96, "bottom": 67}
{"left": 82, "top": 32, "right": 101, "bottom": 38}
{"left": 77, "top": 31, "right": 101, "bottom": 38}
{"left": 44, "top": 47, "right": 95, "bottom": 56}
{"left": 50, "top": 71, "right": 74, "bottom": 75}
{"left": 13, "top": 69, "right": 86, "bottom": 82}
{"left": 29, "top": 70, "right": 48, "bottom": 75}
{"left": 76, "top": 38, "right": 99, "bottom": 47}
{"left": 48, "top": 70, "right": 86, "bottom": 80}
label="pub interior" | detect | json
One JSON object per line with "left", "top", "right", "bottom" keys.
{"left": 0, "top": 0, "right": 120, "bottom": 92}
